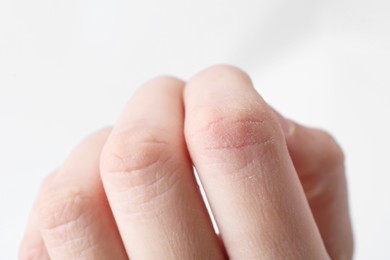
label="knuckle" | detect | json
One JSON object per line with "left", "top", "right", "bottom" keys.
{"left": 188, "top": 104, "right": 280, "bottom": 152}
{"left": 100, "top": 127, "right": 179, "bottom": 211}
{"left": 93, "top": 126, "right": 113, "bottom": 138}
{"left": 37, "top": 171, "right": 103, "bottom": 256}
{"left": 318, "top": 130, "right": 345, "bottom": 167}
{"left": 187, "top": 104, "right": 284, "bottom": 178}
{"left": 38, "top": 186, "right": 92, "bottom": 231}
{"left": 37, "top": 187, "right": 98, "bottom": 255}
{"left": 133, "top": 75, "right": 184, "bottom": 96}
{"left": 144, "top": 75, "right": 184, "bottom": 88}
{"left": 39, "top": 171, "right": 58, "bottom": 191}
{"left": 101, "top": 127, "right": 171, "bottom": 176}
{"left": 195, "top": 64, "right": 252, "bottom": 85}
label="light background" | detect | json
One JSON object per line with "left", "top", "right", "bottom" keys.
{"left": 1, "top": 0, "right": 389, "bottom": 259}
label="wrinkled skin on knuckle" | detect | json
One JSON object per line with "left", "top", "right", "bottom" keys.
{"left": 38, "top": 187, "right": 93, "bottom": 231}
{"left": 37, "top": 186, "right": 98, "bottom": 256}
{"left": 109, "top": 162, "right": 181, "bottom": 217}
{"left": 100, "top": 128, "right": 181, "bottom": 213}
{"left": 188, "top": 104, "right": 282, "bottom": 176}
{"left": 101, "top": 128, "right": 171, "bottom": 174}
{"left": 190, "top": 105, "right": 276, "bottom": 149}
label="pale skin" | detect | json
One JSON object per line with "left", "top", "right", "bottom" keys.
{"left": 19, "top": 65, "right": 353, "bottom": 259}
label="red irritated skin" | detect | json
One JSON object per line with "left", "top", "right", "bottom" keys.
{"left": 19, "top": 65, "right": 353, "bottom": 260}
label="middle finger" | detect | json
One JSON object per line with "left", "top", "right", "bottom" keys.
{"left": 100, "top": 76, "right": 225, "bottom": 259}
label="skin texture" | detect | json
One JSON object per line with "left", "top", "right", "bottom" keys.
{"left": 19, "top": 65, "right": 353, "bottom": 260}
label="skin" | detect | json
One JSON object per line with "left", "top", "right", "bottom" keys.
{"left": 19, "top": 65, "right": 353, "bottom": 260}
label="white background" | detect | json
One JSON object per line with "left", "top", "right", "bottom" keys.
{"left": 1, "top": 0, "right": 389, "bottom": 259}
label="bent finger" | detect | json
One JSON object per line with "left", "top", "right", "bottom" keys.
{"left": 274, "top": 112, "right": 354, "bottom": 260}
{"left": 19, "top": 174, "right": 55, "bottom": 259}
{"left": 100, "top": 77, "right": 225, "bottom": 259}
{"left": 37, "top": 129, "right": 128, "bottom": 259}
{"left": 184, "top": 65, "right": 329, "bottom": 259}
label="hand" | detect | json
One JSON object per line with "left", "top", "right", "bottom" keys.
{"left": 19, "top": 65, "right": 353, "bottom": 259}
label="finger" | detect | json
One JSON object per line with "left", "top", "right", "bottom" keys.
{"left": 274, "top": 111, "right": 353, "bottom": 259}
{"left": 19, "top": 175, "right": 55, "bottom": 260}
{"left": 184, "top": 65, "right": 329, "bottom": 259}
{"left": 100, "top": 77, "right": 225, "bottom": 259}
{"left": 37, "top": 128, "right": 128, "bottom": 259}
